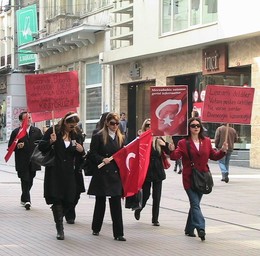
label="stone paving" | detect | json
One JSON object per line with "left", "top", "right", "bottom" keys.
{"left": 0, "top": 142, "right": 260, "bottom": 256}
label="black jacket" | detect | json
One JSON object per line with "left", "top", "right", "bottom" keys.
{"left": 8, "top": 126, "right": 42, "bottom": 179}
{"left": 39, "top": 126, "right": 85, "bottom": 205}
{"left": 87, "top": 132, "right": 124, "bottom": 197}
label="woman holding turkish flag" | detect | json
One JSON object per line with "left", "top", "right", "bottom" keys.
{"left": 134, "top": 118, "right": 173, "bottom": 226}
{"left": 87, "top": 112, "right": 126, "bottom": 242}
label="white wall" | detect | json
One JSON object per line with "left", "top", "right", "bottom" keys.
{"left": 104, "top": 0, "right": 260, "bottom": 64}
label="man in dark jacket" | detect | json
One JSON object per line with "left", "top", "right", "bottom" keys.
{"left": 8, "top": 112, "right": 42, "bottom": 210}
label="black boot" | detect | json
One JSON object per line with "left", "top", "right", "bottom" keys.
{"left": 51, "top": 204, "right": 65, "bottom": 240}
{"left": 224, "top": 172, "right": 229, "bottom": 183}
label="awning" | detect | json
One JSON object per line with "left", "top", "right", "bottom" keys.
{"left": 18, "top": 24, "right": 105, "bottom": 57}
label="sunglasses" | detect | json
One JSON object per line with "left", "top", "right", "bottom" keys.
{"left": 145, "top": 123, "right": 151, "bottom": 128}
{"left": 109, "top": 121, "right": 120, "bottom": 126}
{"left": 68, "top": 124, "right": 77, "bottom": 129}
{"left": 190, "top": 124, "right": 201, "bottom": 128}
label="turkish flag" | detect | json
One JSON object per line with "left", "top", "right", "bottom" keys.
{"left": 113, "top": 130, "right": 152, "bottom": 197}
{"left": 4, "top": 115, "right": 28, "bottom": 162}
{"left": 150, "top": 86, "right": 188, "bottom": 136}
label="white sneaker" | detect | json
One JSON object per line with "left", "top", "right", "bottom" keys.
{"left": 24, "top": 202, "right": 31, "bottom": 210}
{"left": 21, "top": 201, "right": 25, "bottom": 206}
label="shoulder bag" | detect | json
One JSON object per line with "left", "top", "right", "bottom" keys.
{"left": 160, "top": 137, "right": 171, "bottom": 169}
{"left": 186, "top": 141, "right": 213, "bottom": 194}
{"left": 79, "top": 150, "right": 95, "bottom": 176}
{"left": 31, "top": 142, "right": 55, "bottom": 167}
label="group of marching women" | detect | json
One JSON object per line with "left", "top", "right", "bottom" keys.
{"left": 12, "top": 111, "right": 227, "bottom": 242}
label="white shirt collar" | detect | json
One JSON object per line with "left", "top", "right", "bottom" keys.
{"left": 108, "top": 129, "right": 116, "bottom": 140}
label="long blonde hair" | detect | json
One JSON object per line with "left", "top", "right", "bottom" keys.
{"left": 100, "top": 112, "right": 124, "bottom": 147}
{"left": 140, "top": 118, "right": 161, "bottom": 154}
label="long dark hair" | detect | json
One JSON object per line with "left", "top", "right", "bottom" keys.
{"left": 56, "top": 111, "right": 80, "bottom": 138}
{"left": 187, "top": 117, "right": 205, "bottom": 139}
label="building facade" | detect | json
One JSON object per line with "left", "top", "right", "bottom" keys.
{"left": 101, "top": 0, "right": 260, "bottom": 167}
{"left": 2, "top": 0, "right": 260, "bottom": 167}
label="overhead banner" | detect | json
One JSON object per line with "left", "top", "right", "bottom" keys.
{"left": 16, "top": 4, "right": 38, "bottom": 66}
{"left": 150, "top": 86, "right": 188, "bottom": 136}
{"left": 25, "top": 71, "right": 79, "bottom": 121}
{"left": 201, "top": 85, "right": 255, "bottom": 124}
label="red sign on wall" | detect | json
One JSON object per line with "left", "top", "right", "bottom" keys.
{"left": 150, "top": 86, "right": 188, "bottom": 136}
{"left": 202, "top": 85, "right": 255, "bottom": 124}
{"left": 25, "top": 71, "right": 79, "bottom": 113}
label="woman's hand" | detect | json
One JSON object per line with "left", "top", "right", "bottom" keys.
{"left": 168, "top": 143, "right": 175, "bottom": 151}
{"left": 221, "top": 142, "right": 228, "bottom": 152}
{"left": 75, "top": 143, "right": 84, "bottom": 153}
{"left": 50, "top": 133, "right": 57, "bottom": 144}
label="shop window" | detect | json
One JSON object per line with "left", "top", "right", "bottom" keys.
{"left": 161, "top": 0, "right": 218, "bottom": 34}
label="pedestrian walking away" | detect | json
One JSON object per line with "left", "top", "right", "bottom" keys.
{"left": 87, "top": 112, "right": 127, "bottom": 241}
{"left": 170, "top": 117, "right": 228, "bottom": 241}
{"left": 172, "top": 136, "right": 183, "bottom": 174}
{"left": 214, "top": 123, "right": 238, "bottom": 183}
{"left": 7, "top": 112, "right": 43, "bottom": 210}
{"left": 134, "top": 118, "right": 173, "bottom": 227}
{"left": 38, "top": 112, "right": 85, "bottom": 240}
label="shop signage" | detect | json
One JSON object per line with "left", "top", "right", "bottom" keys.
{"left": 16, "top": 4, "right": 38, "bottom": 66}
{"left": 202, "top": 44, "right": 227, "bottom": 75}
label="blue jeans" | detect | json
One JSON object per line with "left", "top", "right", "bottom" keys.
{"left": 185, "top": 188, "right": 205, "bottom": 234}
{"left": 218, "top": 151, "right": 232, "bottom": 174}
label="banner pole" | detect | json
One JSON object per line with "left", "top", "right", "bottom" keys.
{"left": 98, "top": 156, "right": 113, "bottom": 169}
{"left": 52, "top": 110, "right": 55, "bottom": 134}
{"left": 224, "top": 123, "right": 229, "bottom": 142}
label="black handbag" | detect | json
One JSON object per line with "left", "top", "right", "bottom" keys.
{"left": 125, "top": 189, "right": 143, "bottom": 210}
{"left": 186, "top": 141, "right": 213, "bottom": 194}
{"left": 31, "top": 144, "right": 55, "bottom": 167}
{"left": 79, "top": 150, "right": 95, "bottom": 176}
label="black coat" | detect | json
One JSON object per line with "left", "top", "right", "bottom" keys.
{"left": 8, "top": 126, "right": 42, "bottom": 179}
{"left": 87, "top": 132, "right": 124, "bottom": 197}
{"left": 145, "top": 142, "right": 169, "bottom": 183}
{"left": 39, "top": 127, "right": 85, "bottom": 205}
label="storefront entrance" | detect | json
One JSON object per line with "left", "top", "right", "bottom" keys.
{"left": 127, "top": 80, "right": 155, "bottom": 143}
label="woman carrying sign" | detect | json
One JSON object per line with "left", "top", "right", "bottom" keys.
{"left": 170, "top": 117, "right": 228, "bottom": 241}
{"left": 38, "top": 112, "right": 85, "bottom": 240}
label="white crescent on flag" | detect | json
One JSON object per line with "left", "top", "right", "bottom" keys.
{"left": 155, "top": 99, "right": 182, "bottom": 126}
{"left": 126, "top": 152, "right": 136, "bottom": 171}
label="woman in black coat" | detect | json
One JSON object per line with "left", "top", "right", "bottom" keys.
{"left": 38, "top": 112, "right": 85, "bottom": 240}
{"left": 87, "top": 112, "right": 126, "bottom": 241}
{"left": 134, "top": 118, "right": 172, "bottom": 226}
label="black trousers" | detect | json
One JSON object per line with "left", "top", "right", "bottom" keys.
{"left": 142, "top": 180, "right": 162, "bottom": 223}
{"left": 65, "top": 192, "right": 80, "bottom": 221}
{"left": 92, "top": 196, "right": 124, "bottom": 238}
{"left": 20, "top": 171, "right": 36, "bottom": 203}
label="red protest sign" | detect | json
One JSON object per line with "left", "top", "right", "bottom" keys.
{"left": 25, "top": 71, "right": 79, "bottom": 113}
{"left": 150, "top": 86, "right": 188, "bottom": 136}
{"left": 30, "top": 108, "right": 77, "bottom": 122}
{"left": 202, "top": 85, "right": 255, "bottom": 124}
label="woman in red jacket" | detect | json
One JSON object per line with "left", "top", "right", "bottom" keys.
{"left": 170, "top": 117, "right": 228, "bottom": 241}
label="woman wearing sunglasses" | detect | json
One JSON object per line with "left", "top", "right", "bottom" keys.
{"left": 134, "top": 118, "right": 172, "bottom": 227}
{"left": 170, "top": 117, "right": 228, "bottom": 241}
{"left": 87, "top": 112, "right": 126, "bottom": 241}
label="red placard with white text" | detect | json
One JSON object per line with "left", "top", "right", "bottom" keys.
{"left": 202, "top": 85, "right": 255, "bottom": 124}
{"left": 150, "top": 86, "right": 188, "bottom": 136}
